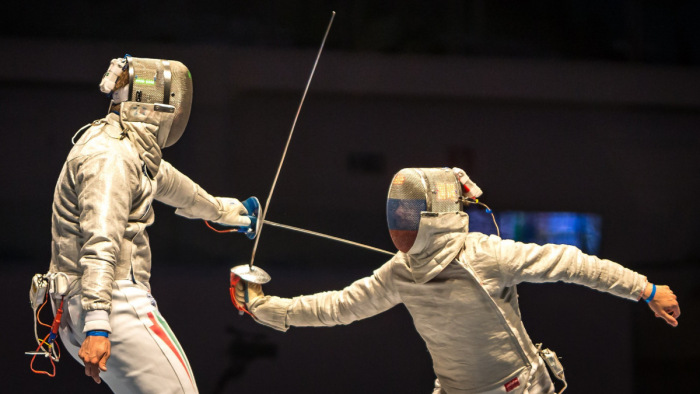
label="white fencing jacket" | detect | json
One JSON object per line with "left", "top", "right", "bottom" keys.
{"left": 249, "top": 211, "right": 647, "bottom": 393}
{"left": 49, "top": 111, "right": 229, "bottom": 332}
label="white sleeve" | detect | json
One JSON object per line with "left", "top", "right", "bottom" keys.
{"left": 154, "top": 160, "right": 224, "bottom": 221}
{"left": 484, "top": 235, "right": 647, "bottom": 301}
{"left": 76, "top": 152, "right": 136, "bottom": 321}
{"left": 249, "top": 261, "right": 401, "bottom": 331}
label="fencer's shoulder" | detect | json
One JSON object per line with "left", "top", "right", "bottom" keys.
{"left": 465, "top": 231, "right": 499, "bottom": 244}
{"left": 67, "top": 121, "right": 136, "bottom": 163}
{"left": 384, "top": 252, "right": 411, "bottom": 276}
{"left": 463, "top": 232, "right": 506, "bottom": 255}
{"left": 65, "top": 138, "right": 140, "bottom": 183}
{"left": 367, "top": 257, "right": 404, "bottom": 288}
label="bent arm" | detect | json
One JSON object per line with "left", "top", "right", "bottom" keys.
{"left": 76, "top": 153, "right": 137, "bottom": 331}
{"left": 249, "top": 262, "right": 401, "bottom": 332}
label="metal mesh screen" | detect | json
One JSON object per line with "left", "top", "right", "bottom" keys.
{"left": 388, "top": 169, "right": 427, "bottom": 201}
{"left": 128, "top": 57, "right": 165, "bottom": 103}
{"left": 420, "top": 168, "right": 461, "bottom": 213}
{"left": 387, "top": 168, "right": 462, "bottom": 252}
{"left": 127, "top": 57, "right": 193, "bottom": 147}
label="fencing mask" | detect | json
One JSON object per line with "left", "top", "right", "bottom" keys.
{"left": 100, "top": 55, "right": 193, "bottom": 148}
{"left": 387, "top": 167, "right": 482, "bottom": 253}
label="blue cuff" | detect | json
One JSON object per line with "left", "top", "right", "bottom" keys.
{"left": 644, "top": 284, "right": 657, "bottom": 304}
{"left": 86, "top": 330, "right": 109, "bottom": 338}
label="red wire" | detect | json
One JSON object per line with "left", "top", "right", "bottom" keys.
{"left": 207, "top": 221, "right": 255, "bottom": 317}
{"left": 229, "top": 274, "right": 255, "bottom": 318}
{"left": 50, "top": 298, "right": 65, "bottom": 337}
{"left": 230, "top": 286, "right": 255, "bottom": 318}
{"left": 205, "top": 220, "right": 238, "bottom": 233}
{"left": 30, "top": 333, "right": 56, "bottom": 377}
{"left": 30, "top": 295, "right": 63, "bottom": 377}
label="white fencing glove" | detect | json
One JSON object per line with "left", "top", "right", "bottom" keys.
{"left": 214, "top": 197, "right": 260, "bottom": 239}
{"left": 214, "top": 197, "right": 252, "bottom": 227}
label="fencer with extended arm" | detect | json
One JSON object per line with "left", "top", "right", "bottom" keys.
{"left": 237, "top": 276, "right": 679, "bottom": 327}
{"left": 233, "top": 167, "right": 681, "bottom": 394}
{"left": 235, "top": 230, "right": 681, "bottom": 393}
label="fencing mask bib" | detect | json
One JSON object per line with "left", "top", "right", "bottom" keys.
{"left": 386, "top": 168, "right": 463, "bottom": 253}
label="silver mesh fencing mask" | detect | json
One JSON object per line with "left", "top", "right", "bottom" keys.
{"left": 125, "top": 56, "right": 193, "bottom": 147}
{"left": 387, "top": 168, "right": 463, "bottom": 252}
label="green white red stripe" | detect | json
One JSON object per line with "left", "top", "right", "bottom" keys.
{"left": 147, "top": 311, "right": 194, "bottom": 383}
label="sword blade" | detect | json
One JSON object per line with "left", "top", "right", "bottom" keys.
{"left": 264, "top": 219, "right": 395, "bottom": 256}
{"left": 249, "top": 11, "right": 336, "bottom": 267}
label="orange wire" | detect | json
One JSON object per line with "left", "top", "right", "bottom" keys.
{"left": 30, "top": 333, "right": 56, "bottom": 377}
{"left": 30, "top": 293, "right": 62, "bottom": 377}
{"left": 36, "top": 297, "right": 51, "bottom": 328}
{"left": 205, "top": 220, "right": 238, "bottom": 233}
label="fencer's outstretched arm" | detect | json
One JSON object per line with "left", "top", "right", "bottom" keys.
{"left": 475, "top": 233, "right": 681, "bottom": 326}
{"left": 154, "top": 160, "right": 251, "bottom": 227}
{"left": 239, "top": 261, "right": 402, "bottom": 331}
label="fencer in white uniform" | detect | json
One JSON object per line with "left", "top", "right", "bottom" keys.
{"left": 235, "top": 167, "right": 680, "bottom": 394}
{"left": 46, "top": 56, "right": 257, "bottom": 393}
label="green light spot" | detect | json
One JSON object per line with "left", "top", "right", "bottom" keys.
{"left": 135, "top": 78, "right": 156, "bottom": 85}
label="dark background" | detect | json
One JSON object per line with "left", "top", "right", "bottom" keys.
{"left": 2, "top": 1, "right": 699, "bottom": 393}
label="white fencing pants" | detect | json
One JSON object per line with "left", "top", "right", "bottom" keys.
{"left": 58, "top": 280, "right": 198, "bottom": 394}
{"left": 432, "top": 357, "right": 555, "bottom": 394}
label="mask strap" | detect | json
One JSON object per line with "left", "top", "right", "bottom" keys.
{"left": 162, "top": 60, "right": 172, "bottom": 105}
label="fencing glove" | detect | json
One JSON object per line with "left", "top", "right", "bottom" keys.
{"left": 234, "top": 281, "right": 264, "bottom": 307}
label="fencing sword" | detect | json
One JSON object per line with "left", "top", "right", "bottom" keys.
{"left": 264, "top": 219, "right": 395, "bottom": 256}
{"left": 231, "top": 11, "right": 336, "bottom": 284}
{"left": 211, "top": 217, "right": 394, "bottom": 260}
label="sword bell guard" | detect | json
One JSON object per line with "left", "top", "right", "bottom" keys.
{"left": 230, "top": 264, "right": 271, "bottom": 284}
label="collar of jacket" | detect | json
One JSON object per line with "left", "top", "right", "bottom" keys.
{"left": 403, "top": 211, "right": 469, "bottom": 284}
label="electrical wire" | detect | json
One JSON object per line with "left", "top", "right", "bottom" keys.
{"left": 28, "top": 294, "right": 62, "bottom": 376}
{"left": 463, "top": 198, "right": 501, "bottom": 237}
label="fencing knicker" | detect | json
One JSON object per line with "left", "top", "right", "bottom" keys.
{"left": 432, "top": 357, "right": 554, "bottom": 394}
{"left": 56, "top": 280, "right": 198, "bottom": 394}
